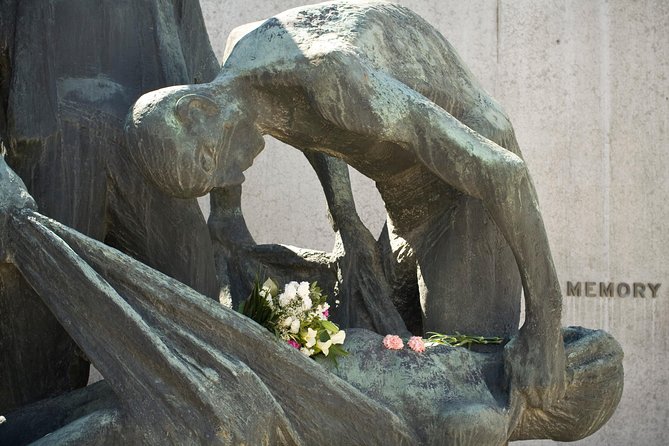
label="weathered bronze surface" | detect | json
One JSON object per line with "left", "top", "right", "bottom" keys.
{"left": 0, "top": 0, "right": 220, "bottom": 413}
{"left": 0, "top": 1, "right": 623, "bottom": 444}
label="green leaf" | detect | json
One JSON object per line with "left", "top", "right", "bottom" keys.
{"left": 426, "top": 331, "right": 503, "bottom": 348}
{"left": 320, "top": 320, "right": 339, "bottom": 333}
{"left": 328, "top": 344, "right": 349, "bottom": 357}
{"left": 310, "top": 282, "right": 327, "bottom": 305}
{"left": 318, "top": 343, "right": 349, "bottom": 368}
{"left": 238, "top": 277, "right": 277, "bottom": 329}
{"left": 262, "top": 278, "right": 279, "bottom": 296}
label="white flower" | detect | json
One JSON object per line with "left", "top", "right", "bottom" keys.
{"left": 285, "top": 281, "right": 299, "bottom": 296}
{"left": 300, "top": 347, "right": 315, "bottom": 356}
{"left": 301, "top": 295, "right": 313, "bottom": 311}
{"left": 278, "top": 293, "right": 292, "bottom": 307}
{"left": 290, "top": 319, "right": 300, "bottom": 334}
{"left": 282, "top": 316, "right": 293, "bottom": 327}
{"left": 304, "top": 328, "right": 318, "bottom": 348}
{"left": 316, "top": 339, "right": 333, "bottom": 356}
{"left": 218, "top": 291, "right": 233, "bottom": 308}
{"left": 330, "top": 330, "right": 346, "bottom": 345}
{"left": 279, "top": 282, "right": 298, "bottom": 307}
{"left": 0, "top": 415, "right": 5, "bottom": 425}
{"left": 297, "top": 281, "right": 310, "bottom": 299}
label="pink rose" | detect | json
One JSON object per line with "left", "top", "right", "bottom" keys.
{"left": 383, "top": 334, "right": 404, "bottom": 350}
{"left": 407, "top": 336, "right": 425, "bottom": 353}
{"left": 322, "top": 309, "right": 329, "bottom": 319}
{"left": 287, "top": 339, "right": 300, "bottom": 349}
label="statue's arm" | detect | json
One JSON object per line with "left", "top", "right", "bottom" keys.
{"left": 303, "top": 150, "right": 409, "bottom": 335}
{"left": 208, "top": 186, "right": 255, "bottom": 249}
{"left": 208, "top": 184, "right": 338, "bottom": 306}
{"left": 309, "top": 53, "right": 565, "bottom": 408}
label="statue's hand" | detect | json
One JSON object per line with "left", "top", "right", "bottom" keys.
{"left": 0, "top": 156, "right": 37, "bottom": 262}
{"left": 336, "top": 219, "right": 409, "bottom": 336}
{"left": 504, "top": 325, "right": 566, "bottom": 411}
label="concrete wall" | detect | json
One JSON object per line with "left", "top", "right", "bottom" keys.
{"left": 199, "top": 1, "right": 669, "bottom": 444}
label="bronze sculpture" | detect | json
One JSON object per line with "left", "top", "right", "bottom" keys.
{"left": 0, "top": 0, "right": 220, "bottom": 412}
{"left": 0, "top": 1, "right": 623, "bottom": 444}
{"left": 128, "top": 0, "right": 564, "bottom": 408}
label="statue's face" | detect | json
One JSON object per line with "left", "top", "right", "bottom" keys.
{"left": 126, "top": 84, "right": 264, "bottom": 198}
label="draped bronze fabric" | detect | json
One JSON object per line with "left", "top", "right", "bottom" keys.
{"left": 8, "top": 210, "right": 417, "bottom": 445}
{"left": 1, "top": 209, "right": 622, "bottom": 445}
{"left": 0, "top": 0, "right": 220, "bottom": 411}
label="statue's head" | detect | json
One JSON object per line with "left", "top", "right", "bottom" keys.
{"left": 125, "top": 82, "right": 264, "bottom": 198}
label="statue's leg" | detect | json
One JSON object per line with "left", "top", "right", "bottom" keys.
{"left": 207, "top": 185, "right": 341, "bottom": 308}
{"left": 376, "top": 165, "right": 521, "bottom": 338}
{"left": 415, "top": 195, "right": 521, "bottom": 338}
{"left": 303, "top": 151, "right": 408, "bottom": 335}
{"left": 105, "top": 135, "right": 218, "bottom": 300}
{"left": 310, "top": 55, "right": 565, "bottom": 408}
{"left": 417, "top": 105, "right": 523, "bottom": 338}
{"left": 377, "top": 220, "right": 422, "bottom": 334}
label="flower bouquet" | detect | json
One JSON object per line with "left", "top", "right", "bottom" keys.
{"left": 382, "top": 332, "right": 504, "bottom": 352}
{"left": 238, "top": 278, "right": 347, "bottom": 361}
